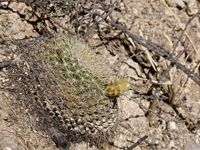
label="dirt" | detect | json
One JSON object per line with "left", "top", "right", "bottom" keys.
{"left": 0, "top": 0, "right": 200, "bottom": 150}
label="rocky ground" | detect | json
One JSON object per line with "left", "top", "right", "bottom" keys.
{"left": 0, "top": 0, "right": 200, "bottom": 150}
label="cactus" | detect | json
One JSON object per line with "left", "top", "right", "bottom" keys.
{"left": 38, "top": 34, "right": 117, "bottom": 136}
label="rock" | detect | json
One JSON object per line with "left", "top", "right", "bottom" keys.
{"left": 118, "top": 93, "right": 144, "bottom": 119}
{"left": 184, "top": 138, "right": 200, "bottom": 150}
{"left": 125, "top": 59, "right": 143, "bottom": 77}
{"left": 176, "top": 0, "right": 186, "bottom": 8}
{"left": 9, "top": 2, "right": 27, "bottom": 14}
{"left": 165, "top": 0, "right": 185, "bottom": 8}
{"left": 165, "top": 9, "right": 174, "bottom": 16}
{"left": 187, "top": 0, "right": 198, "bottom": 15}
{"left": 0, "top": 9, "right": 39, "bottom": 39}
{"left": 168, "top": 122, "right": 178, "bottom": 131}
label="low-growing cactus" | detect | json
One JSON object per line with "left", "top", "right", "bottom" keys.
{"left": 38, "top": 34, "right": 117, "bottom": 136}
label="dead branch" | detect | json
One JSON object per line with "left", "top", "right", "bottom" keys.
{"left": 126, "top": 135, "right": 148, "bottom": 150}
{"left": 119, "top": 123, "right": 154, "bottom": 150}
{"left": 107, "top": 17, "right": 200, "bottom": 86}
{"left": 0, "top": 61, "right": 12, "bottom": 70}
{"left": 172, "top": 9, "right": 200, "bottom": 54}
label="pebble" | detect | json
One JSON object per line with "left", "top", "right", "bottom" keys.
{"left": 165, "top": 0, "right": 185, "bottom": 8}
{"left": 168, "top": 122, "right": 177, "bottom": 131}
{"left": 187, "top": 0, "right": 198, "bottom": 15}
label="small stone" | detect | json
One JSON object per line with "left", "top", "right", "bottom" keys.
{"left": 165, "top": 9, "right": 173, "bottom": 16}
{"left": 169, "top": 140, "right": 176, "bottom": 148}
{"left": 2, "top": 147, "right": 12, "bottom": 150}
{"left": 168, "top": 122, "right": 177, "bottom": 131}
{"left": 187, "top": 0, "right": 198, "bottom": 15}
{"left": 26, "top": 27, "right": 33, "bottom": 37}
{"left": 118, "top": 18, "right": 126, "bottom": 23}
{"left": 165, "top": 0, "right": 185, "bottom": 8}
{"left": 176, "top": 0, "right": 185, "bottom": 8}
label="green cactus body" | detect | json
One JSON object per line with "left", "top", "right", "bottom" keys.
{"left": 39, "top": 34, "right": 117, "bottom": 135}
